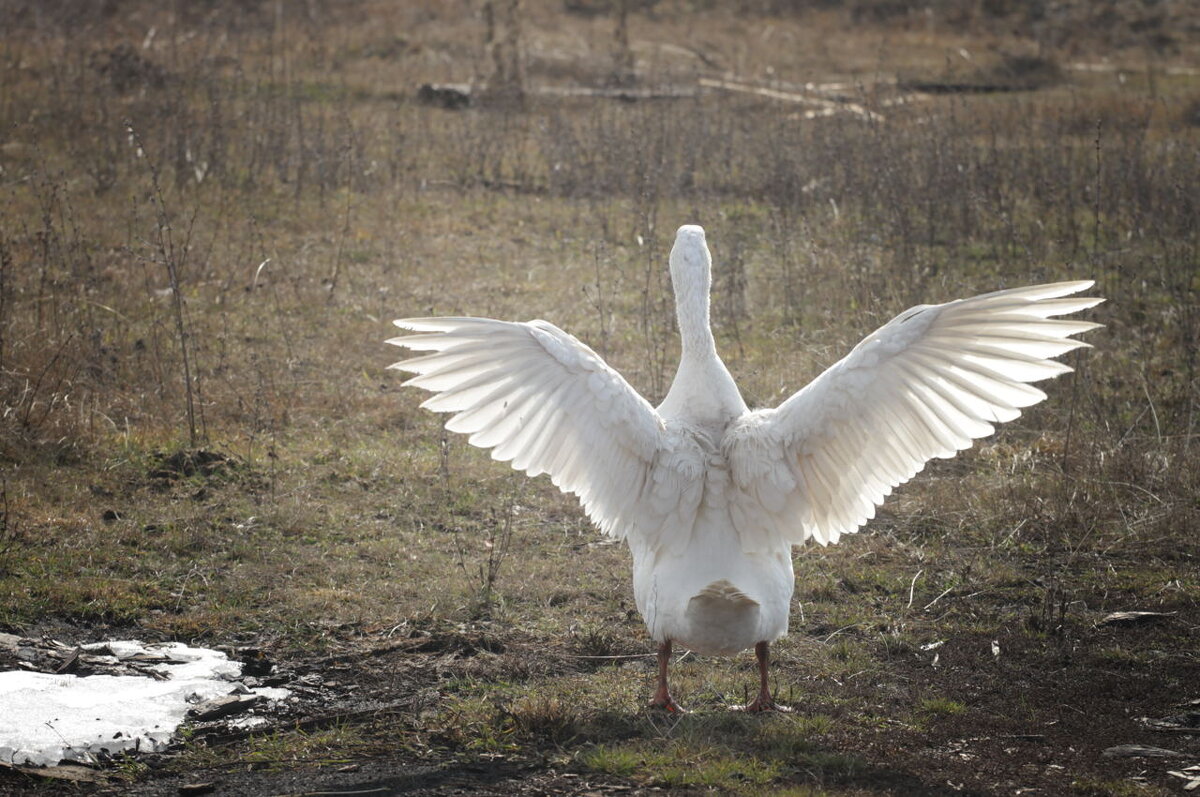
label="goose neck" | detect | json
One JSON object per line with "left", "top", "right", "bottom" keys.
{"left": 676, "top": 287, "right": 716, "bottom": 359}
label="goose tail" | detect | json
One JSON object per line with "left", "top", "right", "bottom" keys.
{"left": 690, "top": 579, "right": 759, "bottom": 608}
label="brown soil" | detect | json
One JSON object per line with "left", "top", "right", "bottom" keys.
{"left": 2, "top": 609, "right": 1196, "bottom": 796}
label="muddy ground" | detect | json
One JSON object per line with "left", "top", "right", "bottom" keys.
{"left": 2, "top": 610, "right": 1197, "bottom": 796}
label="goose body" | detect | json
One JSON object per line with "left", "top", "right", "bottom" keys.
{"left": 388, "top": 224, "right": 1102, "bottom": 711}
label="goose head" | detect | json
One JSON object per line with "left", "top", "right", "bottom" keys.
{"left": 669, "top": 225, "right": 712, "bottom": 298}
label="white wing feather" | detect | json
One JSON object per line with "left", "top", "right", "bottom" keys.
{"left": 724, "top": 281, "right": 1103, "bottom": 551}
{"left": 388, "top": 317, "right": 674, "bottom": 544}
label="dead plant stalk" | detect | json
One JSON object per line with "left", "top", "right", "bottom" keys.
{"left": 126, "top": 121, "right": 202, "bottom": 448}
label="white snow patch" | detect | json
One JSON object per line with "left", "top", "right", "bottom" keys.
{"left": 0, "top": 641, "right": 288, "bottom": 766}
{"left": 228, "top": 715, "right": 274, "bottom": 732}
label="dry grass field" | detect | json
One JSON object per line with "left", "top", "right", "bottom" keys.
{"left": 1, "top": 1, "right": 1198, "bottom": 794}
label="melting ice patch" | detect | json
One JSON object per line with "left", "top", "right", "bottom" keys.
{"left": 0, "top": 641, "right": 288, "bottom": 766}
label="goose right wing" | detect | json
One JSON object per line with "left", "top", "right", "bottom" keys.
{"left": 725, "top": 281, "right": 1103, "bottom": 551}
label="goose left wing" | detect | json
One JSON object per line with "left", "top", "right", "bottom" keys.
{"left": 723, "top": 281, "right": 1103, "bottom": 551}
{"left": 389, "top": 317, "right": 685, "bottom": 546}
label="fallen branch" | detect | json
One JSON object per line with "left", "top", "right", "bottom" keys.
{"left": 0, "top": 761, "right": 111, "bottom": 784}
{"left": 1098, "top": 611, "right": 1176, "bottom": 627}
{"left": 698, "top": 77, "right": 883, "bottom": 121}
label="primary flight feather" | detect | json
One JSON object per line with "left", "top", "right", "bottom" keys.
{"left": 388, "top": 224, "right": 1102, "bottom": 712}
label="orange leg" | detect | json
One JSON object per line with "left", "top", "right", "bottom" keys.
{"left": 736, "top": 641, "right": 792, "bottom": 712}
{"left": 648, "top": 640, "right": 686, "bottom": 713}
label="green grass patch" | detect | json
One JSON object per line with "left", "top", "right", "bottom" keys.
{"left": 581, "top": 741, "right": 781, "bottom": 789}
{"left": 578, "top": 712, "right": 859, "bottom": 790}
{"left": 917, "top": 697, "right": 967, "bottom": 717}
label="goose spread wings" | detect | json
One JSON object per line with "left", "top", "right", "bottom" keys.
{"left": 724, "top": 281, "right": 1103, "bottom": 551}
{"left": 388, "top": 317, "right": 672, "bottom": 544}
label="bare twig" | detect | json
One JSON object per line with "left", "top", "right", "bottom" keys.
{"left": 923, "top": 586, "right": 954, "bottom": 612}
{"left": 907, "top": 569, "right": 924, "bottom": 609}
{"left": 326, "top": 150, "right": 354, "bottom": 303}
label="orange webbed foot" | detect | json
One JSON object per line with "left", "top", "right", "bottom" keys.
{"left": 649, "top": 693, "right": 688, "bottom": 713}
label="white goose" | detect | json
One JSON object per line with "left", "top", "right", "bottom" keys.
{"left": 388, "top": 225, "right": 1101, "bottom": 712}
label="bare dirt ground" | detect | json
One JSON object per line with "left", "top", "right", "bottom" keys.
{"left": 4, "top": 598, "right": 1198, "bottom": 795}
